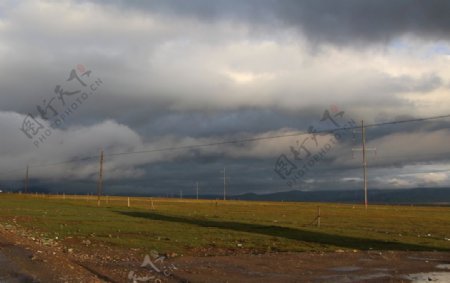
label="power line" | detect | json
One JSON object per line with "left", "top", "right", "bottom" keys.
{"left": 104, "top": 113, "right": 450, "bottom": 159}
{"left": 4, "top": 160, "right": 450, "bottom": 188}
{"left": 2, "top": 113, "right": 450, "bottom": 176}
{"left": 364, "top": 114, "right": 450, "bottom": 129}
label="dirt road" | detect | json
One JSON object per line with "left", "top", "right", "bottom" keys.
{"left": 172, "top": 250, "right": 450, "bottom": 282}
{"left": 0, "top": 233, "right": 104, "bottom": 282}
{"left": 0, "top": 225, "right": 449, "bottom": 282}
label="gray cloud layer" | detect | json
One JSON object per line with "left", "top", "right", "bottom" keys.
{"left": 85, "top": 0, "right": 450, "bottom": 45}
{"left": 0, "top": 0, "right": 450, "bottom": 194}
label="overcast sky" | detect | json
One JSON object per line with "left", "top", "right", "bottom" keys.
{"left": 0, "top": 0, "right": 450, "bottom": 195}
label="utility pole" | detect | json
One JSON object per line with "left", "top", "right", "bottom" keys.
{"left": 362, "top": 121, "right": 368, "bottom": 209}
{"left": 196, "top": 182, "right": 199, "bottom": 200}
{"left": 352, "top": 120, "right": 376, "bottom": 209}
{"left": 25, "top": 165, "right": 29, "bottom": 194}
{"left": 220, "top": 168, "right": 229, "bottom": 201}
{"left": 97, "top": 150, "right": 104, "bottom": 207}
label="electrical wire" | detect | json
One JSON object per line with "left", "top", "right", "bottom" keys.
{"left": 1, "top": 113, "right": 450, "bottom": 176}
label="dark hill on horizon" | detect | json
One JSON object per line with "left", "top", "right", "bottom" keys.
{"left": 232, "top": 187, "right": 450, "bottom": 205}
{"left": 6, "top": 186, "right": 450, "bottom": 205}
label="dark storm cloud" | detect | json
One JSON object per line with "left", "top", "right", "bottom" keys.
{"left": 128, "top": 108, "right": 321, "bottom": 139}
{"left": 83, "top": 0, "right": 450, "bottom": 45}
{"left": 1, "top": 0, "right": 449, "bottom": 195}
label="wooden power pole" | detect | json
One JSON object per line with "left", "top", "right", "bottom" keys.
{"left": 196, "top": 182, "right": 199, "bottom": 200}
{"left": 221, "top": 168, "right": 228, "bottom": 201}
{"left": 25, "top": 165, "right": 29, "bottom": 194}
{"left": 362, "top": 121, "right": 368, "bottom": 209}
{"left": 97, "top": 150, "right": 104, "bottom": 206}
{"left": 352, "top": 120, "right": 376, "bottom": 209}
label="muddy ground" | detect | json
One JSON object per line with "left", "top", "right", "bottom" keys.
{"left": 0, "top": 225, "right": 449, "bottom": 283}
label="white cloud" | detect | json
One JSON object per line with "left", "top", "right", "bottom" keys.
{"left": 417, "top": 172, "right": 449, "bottom": 184}
{"left": 0, "top": 0, "right": 448, "bottom": 118}
{"left": 0, "top": 1, "right": 450, "bottom": 192}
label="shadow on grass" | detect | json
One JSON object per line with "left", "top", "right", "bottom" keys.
{"left": 115, "top": 211, "right": 449, "bottom": 251}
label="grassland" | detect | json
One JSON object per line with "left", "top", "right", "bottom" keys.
{"left": 0, "top": 193, "right": 449, "bottom": 256}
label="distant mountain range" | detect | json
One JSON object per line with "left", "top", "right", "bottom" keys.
{"left": 4, "top": 186, "right": 450, "bottom": 205}
{"left": 229, "top": 188, "right": 450, "bottom": 205}
{"left": 181, "top": 187, "right": 450, "bottom": 205}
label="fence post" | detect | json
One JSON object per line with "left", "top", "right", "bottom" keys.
{"left": 317, "top": 206, "right": 321, "bottom": 228}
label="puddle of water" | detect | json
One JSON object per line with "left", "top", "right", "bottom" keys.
{"left": 0, "top": 252, "right": 37, "bottom": 283}
{"left": 407, "top": 256, "right": 440, "bottom": 262}
{"left": 354, "top": 272, "right": 390, "bottom": 281}
{"left": 320, "top": 272, "right": 390, "bottom": 283}
{"left": 318, "top": 274, "right": 352, "bottom": 283}
{"left": 330, "top": 266, "right": 361, "bottom": 272}
{"left": 372, "top": 268, "right": 392, "bottom": 272}
{"left": 436, "top": 264, "right": 450, "bottom": 270}
{"left": 404, "top": 272, "right": 450, "bottom": 282}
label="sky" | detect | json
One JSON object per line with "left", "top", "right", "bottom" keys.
{"left": 0, "top": 0, "right": 450, "bottom": 195}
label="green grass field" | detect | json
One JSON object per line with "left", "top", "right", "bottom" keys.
{"left": 0, "top": 193, "right": 449, "bottom": 256}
